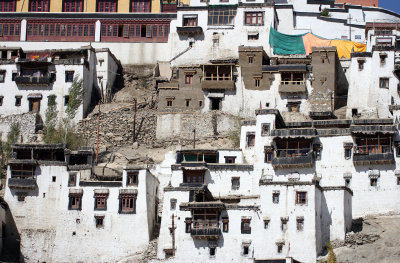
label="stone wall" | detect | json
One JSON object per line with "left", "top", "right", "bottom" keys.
{"left": 0, "top": 112, "right": 38, "bottom": 142}
{"left": 77, "top": 103, "right": 157, "bottom": 148}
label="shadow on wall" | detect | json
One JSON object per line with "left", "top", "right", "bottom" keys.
{"left": 320, "top": 192, "right": 331, "bottom": 255}
{"left": 0, "top": 199, "right": 21, "bottom": 262}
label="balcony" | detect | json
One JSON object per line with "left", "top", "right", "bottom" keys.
{"left": 353, "top": 145, "right": 394, "bottom": 165}
{"left": 191, "top": 227, "right": 221, "bottom": 239}
{"left": 201, "top": 80, "right": 235, "bottom": 91}
{"left": 279, "top": 80, "right": 307, "bottom": 94}
{"left": 15, "top": 75, "right": 54, "bottom": 86}
{"left": 8, "top": 178, "right": 37, "bottom": 190}
{"left": 272, "top": 151, "right": 314, "bottom": 169}
{"left": 176, "top": 26, "right": 203, "bottom": 36}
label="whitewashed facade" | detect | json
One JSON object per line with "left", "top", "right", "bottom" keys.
{"left": 4, "top": 144, "right": 159, "bottom": 263}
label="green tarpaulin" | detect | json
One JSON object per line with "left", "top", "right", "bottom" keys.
{"left": 269, "top": 27, "right": 306, "bottom": 55}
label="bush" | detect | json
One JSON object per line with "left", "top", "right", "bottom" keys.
{"left": 320, "top": 8, "right": 330, "bottom": 17}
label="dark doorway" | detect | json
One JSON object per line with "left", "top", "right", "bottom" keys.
{"left": 210, "top": 98, "right": 221, "bottom": 110}
{"left": 29, "top": 98, "right": 41, "bottom": 112}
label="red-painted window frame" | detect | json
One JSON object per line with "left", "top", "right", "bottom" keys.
{"left": 0, "top": 0, "right": 16, "bottom": 12}
{"left": 64, "top": 0, "right": 83, "bottom": 12}
{"left": 26, "top": 20, "right": 95, "bottom": 42}
{"left": 100, "top": 20, "right": 170, "bottom": 42}
{"left": 30, "top": 0, "right": 50, "bottom": 12}
{"left": 97, "top": 0, "right": 117, "bottom": 12}
{"left": 131, "top": 0, "right": 151, "bottom": 13}
{"left": 0, "top": 21, "right": 21, "bottom": 41}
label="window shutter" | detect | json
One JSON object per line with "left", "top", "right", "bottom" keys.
{"left": 146, "top": 25, "right": 152, "bottom": 37}
{"left": 0, "top": 24, "right": 3, "bottom": 37}
{"left": 123, "top": 25, "right": 129, "bottom": 38}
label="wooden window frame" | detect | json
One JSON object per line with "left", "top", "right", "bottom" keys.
{"left": 231, "top": 177, "right": 240, "bottom": 190}
{"left": 97, "top": 0, "right": 117, "bottom": 12}
{"left": 370, "top": 178, "right": 378, "bottom": 187}
{"left": 241, "top": 219, "right": 251, "bottom": 234}
{"left": 224, "top": 156, "right": 236, "bottom": 164}
{"left": 207, "top": 6, "right": 237, "bottom": 26}
{"left": 185, "top": 74, "right": 194, "bottom": 84}
{"left": 0, "top": 71, "right": 5, "bottom": 83}
{"left": 296, "top": 191, "right": 307, "bottom": 205}
{"left": 94, "top": 193, "right": 108, "bottom": 210}
{"left": 26, "top": 21, "right": 95, "bottom": 42}
{"left": 244, "top": 12, "right": 264, "bottom": 26}
{"left": 95, "top": 215, "right": 104, "bottom": 228}
{"left": 183, "top": 15, "right": 198, "bottom": 27}
{"left": 261, "top": 123, "right": 270, "bottom": 136}
{"left": 0, "top": 0, "right": 17, "bottom": 12}
{"left": 68, "top": 172, "right": 77, "bottom": 186}
{"left": 15, "top": 96, "right": 21, "bottom": 106}
{"left": 246, "top": 132, "right": 255, "bottom": 147}
{"left": 379, "top": 77, "right": 389, "bottom": 89}
{"left": 65, "top": 71, "right": 74, "bottom": 83}
{"left": 29, "top": 0, "right": 50, "bottom": 12}
{"left": 127, "top": 171, "right": 139, "bottom": 186}
{"left": 63, "top": 0, "right": 83, "bottom": 12}
{"left": 119, "top": 194, "right": 137, "bottom": 213}
{"left": 131, "top": 0, "right": 151, "bottom": 13}
{"left": 170, "top": 198, "right": 177, "bottom": 210}
{"left": 68, "top": 193, "right": 82, "bottom": 210}
{"left": 166, "top": 98, "right": 173, "bottom": 107}
{"left": 272, "top": 192, "right": 280, "bottom": 204}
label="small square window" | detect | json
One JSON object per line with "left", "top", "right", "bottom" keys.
{"left": 199, "top": 100, "right": 203, "bottom": 107}
{"left": 248, "top": 56, "right": 254, "bottom": 63}
{"left": 15, "top": 96, "right": 22, "bottom": 106}
{"left": 127, "top": 172, "right": 138, "bottom": 186}
{"left": 52, "top": 176, "right": 56, "bottom": 182}
{"left": 379, "top": 78, "right": 389, "bottom": 89}
{"left": 17, "top": 195, "right": 26, "bottom": 202}
{"left": 277, "top": 243, "right": 283, "bottom": 253}
{"left": 261, "top": 123, "right": 270, "bottom": 136}
{"left": 95, "top": 194, "right": 108, "bottom": 210}
{"left": 185, "top": 99, "right": 190, "bottom": 107}
{"left": 273, "top": 192, "right": 280, "bottom": 204}
{"left": 166, "top": 98, "right": 173, "bottom": 107}
{"left": 231, "top": 177, "right": 240, "bottom": 190}
{"left": 95, "top": 216, "right": 104, "bottom": 228}
{"left": 370, "top": 178, "right": 378, "bottom": 187}
{"left": 380, "top": 54, "right": 387, "bottom": 64}
{"left": 264, "top": 219, "right": 270, "bottom": 229}
{"left": 65, "top": 71, "right": 74, "bottom": 82}
{"left": 296, "top": 191, "right": 307, "bottom": 205}
{"left": 358, "top": 60, "right": 365, "bottom": 70}
{"left": 209, "top": 247, "right": 215, "bottom": 256}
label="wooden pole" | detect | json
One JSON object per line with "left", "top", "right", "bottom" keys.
{"left": 133, "top": 98, "right": 137, "bottom": 142}
{"left": 96, "top": 101, "right": 101, "bottom": 164}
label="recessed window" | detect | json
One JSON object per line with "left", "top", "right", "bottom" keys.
{"left": 345, "top": 178, "right": 351, "bottom": 187}
{"left": 185, "top": 74, "right": 193, "bottom": 84}
{"left": 222, "top": 217, "right": 229, "bottom": 232}
{"left": 127, "top": 171, "right": 138, "bottom": 186}
{"left": 264, "top": 219, "right": 270, "bottom": 229}
{"left": 0, "top": 71, "right": 5, "bottom": 83}
{"left": 95, "top": 216, "right": 104, "bottom": 228}
{"left": 273, "top": 192, "right": 280, "bottom": 204}
{"left": 68, "top": 173, "right": 77, "bottom": 186}
{"left": 380, "top": 53, "right": 387, "bottom": 64}
{"left": 52, "top": 176, "right": 56, "bottom": 182}
{"left": 225, "top": 156, "right": 236, "bottom": 163}
{"left": 185, "top": 99, "right": 190, "bottom": 107}
{"left": 15, "top": 96, "right": 22, "bottom": 106}
{"left": 246, "top": 132, "right": 255, "bottom": 147}
{"left": 30, "top": 0, "right": 50, "bottom": 12}
{"left": 265, "top": 150, "right": 272, "bottom": 163}
{"left": 69, "top": 194, "right": 82, "bottom": 210}
{"left": 287, "top": 102, "right": 300, "bottom": 112}
{"left": 0, "top": 96, "right": 3, "bottom": 106}
{"left": 170, "top": 198, "right": 177, "bottom": 210}
{"left": 296, "top": 191, "right": 307, "bottom": 205}
{"left": 209, "top": 247, "right": 216, "bottom": 256}
{"left": 345, "top": 147, "right": 352, "bottom": 159}
{"left": 241, "top": 218, "right": 251, "bottom": 234}
{"left": 17, "top": 195, "right": 26, "bottom": 202}
{"left": 95, "top": 194, "right": 108, "bottom": 210}
{"left": 397, "top": 177, "right": 400, "bottom": 185}
{"left": 254, "top": 78, "right": 261, "bottom": 87}
{"left": 248, "top": 56, "right": 254, "bottom": 63}
{"left": 119, "top": 194, "right": 136, "bottom": 213}
{"left": 231, "top": 177, "right": 240, "bottom": 190}
{"left": 277, "top": 243, "right": 283, "bottom": 253}
{"left": 97, "top": 0, "right": 117, "bottom": 12}
{"left": 131, "top": 0, "right": 150, "bottom": 13}
{"left": 370, "top": 178, "right": 378, "bottom": 187}
{"left": 358, "top": 60, "right": 365, "bottom": 70}
{"left": 379, "top": 77, "right": 389, "bottom": 89}
{"left": 199, "top": 100, "right": 203, "bottom": 107}
{"left": 281, "top": 218, "right": 288, "bottom": 232}
{"left": 64, "top": 95, "right": 70, "bottom": 106}
{"left": 297, "top": 217, "right": 304, "bottom": 231}
{"left": 183, "top": 15, "right": 198, "bottom": 27}
{"left": 64, "top": 0, "right": 83, "bottom": 12}
{"left": 185, "top": 217, "right": 192, "bottom": 233}
{"left": 243, "top": 245, "right": 249, "bottom": 255}
{"left": 65, "top": 71, "right": 74, "bottom": 82}
{"left": 261, "top": 123, "right": 270, "bottom": 136}
{"left": 244, "top": 12, "right": 263, "bottom": 25}
{"left": 166, "top": 98, "right": 173, "bottom": 107}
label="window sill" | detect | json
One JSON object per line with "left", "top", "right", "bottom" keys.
{"left": 207, "top": 25, "right": 234, "bottom": 30}
{"left": 119, "top": 211, "right": 136, "bottom": 214}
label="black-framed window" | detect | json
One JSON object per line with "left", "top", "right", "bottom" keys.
{"left": 94, "top": 193, "right": 108, "bottom": 210}
{"left": 222, "top": 217, "right": 229, "bottom": 232}
{"left": 231, "top": 177, "right": 240, "bottom": 190}
{"left": 68, "top": 193, "right": 82, "bottom": 210}
{"left": 15, "top": 96, "right": 22, "bottom": 106}
{"left": 296, "top": 191, "right": 307, "bottom": 205}
{"left": 95, "top": 216, "right": 104, "bottom": 228}
{"left": 119, "top": 194, "right": 136, "bottom": 213}
{"left": 0, "top": 71, "right": 5, "bottom": 82}
{"left": 272, "top": 192, "right": 279, "bottom": 204}
{"left": 241, "top": 218, "right": 251, "bottom": 234}
{"left": 65, "top": 71, "right": 74, "bottom": 82}
{"left": 127, "top": 171, "right": 138, "bottom": 186}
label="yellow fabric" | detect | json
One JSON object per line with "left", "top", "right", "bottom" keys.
{"left": 302, "top": 33, "right": 331, "bottom": 55}
{"left": 330, "top": 40, "right": 366, "bottom": 59}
